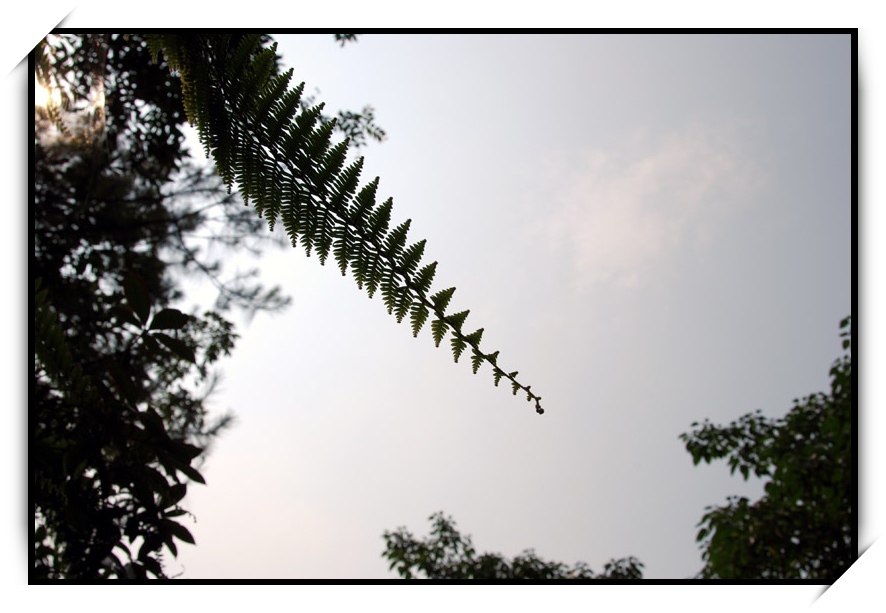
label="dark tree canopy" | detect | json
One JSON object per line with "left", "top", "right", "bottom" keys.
{"left": 382, "top": 512, "right": 644, "bottom": 580}
{"left": 32, "top": 32, "right": 385, "bottom": 579}
{"left": 680, "top": 316, "right": 853, "bottom": 580}
{"left": 33, "top": 33, "right": 241, "bottom": 578}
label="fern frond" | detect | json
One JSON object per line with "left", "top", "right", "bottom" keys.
{"left": 350, "top": 175, "right": 378, "bottom": 225}
{"left": 464, "top": 328, "right": 484, "bottom": 350}
{"left": 399, "top": 239, "right": 426, "bottom": 277}
{"left": 383, "top": 219, "right": 411, "bottom": 259}
{"left": 149, "top": 35, "right": 547, "bottom": 414}
{"left": 431, "top": 287, "right": 456, "bottom": 313}
{"left": 333, "top": 222, "right": 352, "bottom": 276}
{"left": 410, "top": 302, "right": 430, "bottom": 337}
{"left": 367, "top": 197, "right": 393, "bottom": 241}
{"left": 470, "top": 349, "right": 484, "bottom": 374}
{"left": 447, "top": 310, "right": 470, "bottom": 332}
{"left": 314, "top": 207, "right": 334, "bottom": 265}
{"left": 413, "top": 262, "right": 438, "bottom": 296}
{"left": 267, "top": 82, "right": 305, "bottom": 143}
{"left": 380, "top": 268, "right": 398, "bottom": 315}
{"left": 450, "top": 335, "right": 468, "bottom": 363}
{"left": 431, "top": 318, "right": 449, "bottom": 348}
{"left": 305, "top": 117, "right": 337, "bottom": 165}
{"left": 393, "top": 285, "right": 412, "bottom": 324}
{"left": 329, "top": 156, "right": 363, "bottom": 212}
{"left": 365, "top": 253, "right": 385, "bottom": 299}
{"left": 225, "top": 34, "right": 264, "bottom": 82}
{"left": 255, "top": 68, "right": 294, "bottom": 126}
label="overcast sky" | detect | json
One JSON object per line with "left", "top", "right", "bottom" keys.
{"left": 7, "top": 5, "right": 883, "bottom": 610}
{"left": 155, "top": 33, "right": 853, "bottom": 580}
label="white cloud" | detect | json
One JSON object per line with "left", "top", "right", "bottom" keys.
{"left": 541, "top": 123, "right": 765, "bottom": 289}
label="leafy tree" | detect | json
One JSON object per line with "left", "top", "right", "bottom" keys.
{"left": 382, "top": 512, "right": 643, "bottom": 580}
{"left": 33, "top": 33, "right": 243, "bottom": 579}
{"left": 679, "top": 316, "right": 853, "bottom": 580}
{"left": 32, "top": 33, "right": 384, "bottom": 579}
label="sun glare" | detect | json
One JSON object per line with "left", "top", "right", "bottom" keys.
{"left": 34, "top": 81, "right": 61, "bottom": 109}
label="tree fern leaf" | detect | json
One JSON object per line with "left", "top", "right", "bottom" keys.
{"left": 365, "top": 254, "right": 385, "bottom": 299}
{"left": 315, "top": 207, "right": 334, "bottom": 265}
{"left": 380, "top": 268, "right": 398, "bottom": 314}
{"left": 283, "top": 103, "right": 324, "bottom": 161}
{"left": 351, "top": 241, "right": 370, "bottom": 289}
{"left": 413, "top": 261, "right": 438, "bottom": 296}
{"left": 399, "top": 239, "right": 426, "bottom": 277}
{"left": 281, "top": 185, "right": 306, "bottom": 248}
{"left": 305, "top": 117, "right": 337, "bottom": 163}
{"left": 333, "top": 223, "right": 352, "bottom": 276}
{"left": 329, "top": 156, "right": 363, "bottom": 213}
{"left": 267, "top": 82, "right": 305, "bottom": 142}
{"left": 447, "top": 310, "right": 470, "bottom": 332}
{"left": 150, "top": 34, "right": 548, "bottom": 416}
{"left": 368, "top": 197, "right": 393, "bottom": 240}
{"left": 431, "top": 318, "right": 449, "bottom": 348}
{"left": 464, "top": 327, "right": 484, "bottom": 348}
{"left": 470, "top": 349, "right": 484, "bottom": 374}
{"left": 410, "top": 302, "right": 430, "bottom": 337}
{"left": 317, "top": 139, "right": 350, "bottom": 193}
{"left": 451, "top": 335, "right": 467, "bottom": 363}
{"left": 394, "top": 286, "right": 412, "bottom": 323}
{"left": 225, "top": 34, "right": 264, "bottom": 84}
{"left": 350, "top": 175, "right": 378, "bottom": 225}
{"left": 384, "top": 219, "right": 411, "bottom": 259}
{"left": 431, "top": 287, "right": 456, "bottom": 313}
{"left": 243, "top": 44, "right": 279, "bottom": 99}
{"left": 255, "top": 67, "right": 294, "bottom": 127}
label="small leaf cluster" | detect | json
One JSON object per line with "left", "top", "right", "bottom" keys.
{"left": 146, "top": 34, "right": 544, "bottom": 414}
{"left": 382, "top": 512, "right": 643, "bottom": 580}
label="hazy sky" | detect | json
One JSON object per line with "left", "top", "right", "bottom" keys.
{"left": 6, "top": 7, "right": 880, "bottom": 610}
{"left": 157, "top": 33, "right": 852, "bottom": 580}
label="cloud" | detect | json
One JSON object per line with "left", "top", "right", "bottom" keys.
{"left": 540, "top": 123, "right": 764, "bottom": 289}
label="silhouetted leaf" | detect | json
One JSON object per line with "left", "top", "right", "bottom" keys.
{"left": 152, "top": 332, "right": 196, "bottom": 363}
{"left": 163, "top": 519, "right": 195, "bottom": 544}
{"left": 149, "top": 308, "right": 190, "bottom": 330}
{"left": 124, "top": 271, "right": 151, "bottom": 324}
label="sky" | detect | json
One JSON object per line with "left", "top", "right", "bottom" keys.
{"left": 4, "top": 4, "right": 883, "bottom": 611}
{"left": 157, "top": 33, "right": 853, "bottom": 580}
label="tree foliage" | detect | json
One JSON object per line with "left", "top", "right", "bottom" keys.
{"left": 144, "top": 33, "right": 545, "bottom": 414}
{"left": 32, "top": 32, "right": 386, "bottom": 579}
{"left": 32, "top": 33, "right": 259, "bottom": 579}
{"left": 382, "top": 512, "right": 643, "bottom": 580}
{"left": 679, "top": 316, "right": 853, "bottom": 580}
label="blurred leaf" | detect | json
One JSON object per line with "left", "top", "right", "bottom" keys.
{"left": 174, "top": 461, "right": 206, "bottom": 485}
{"left": 149, "top": 308, "right": 190, "bottom": 331}
{"left": 153, "top": 332, "right": 196, "bottom": 363}
{"left": 104, "top": 357, "right": 139, "bottom": 407}
{"left": 124, "top": 271, "right": 151, "bottom": 324}
{"left": 164, "top": 483, "right": 187, "bottom": 508}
